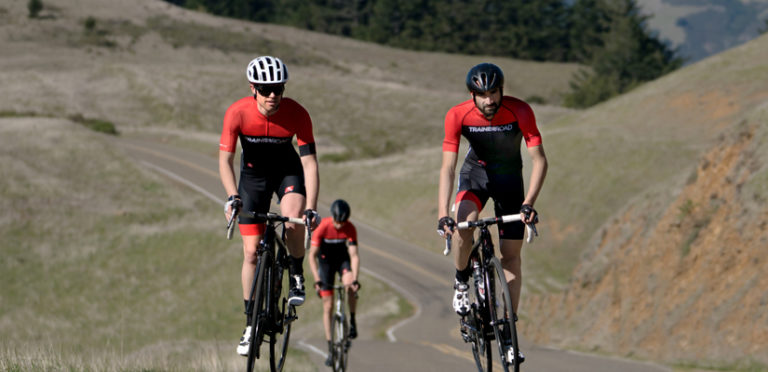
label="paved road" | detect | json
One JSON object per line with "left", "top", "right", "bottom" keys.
{"left": 117, "top": 136, "right": 670, "bottom": 372}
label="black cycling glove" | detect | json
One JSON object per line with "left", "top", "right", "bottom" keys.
{"left": 304, "top": 209, "right": 319, "bottom": 228}
{"left": 437, "top": 216, "right": 456, "bottom": 236}
{"left": 520, "top": 204, "right": 538, "bottom": 223}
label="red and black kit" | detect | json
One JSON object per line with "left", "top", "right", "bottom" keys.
{"left": 311, "top": 217, "right": 358, "bottom": 297}
{"left": 443, "top": 96, "right": 541, "bottom": 239}
{"left": 220, "top": 96, "right": 315, "bottom": 236}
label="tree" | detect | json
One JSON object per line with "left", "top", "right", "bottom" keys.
{"left": 565, "top": 0, "right": 682, "bottom": 108}
{"left": 28, "top": 0, "right": 43, "bottom": 18}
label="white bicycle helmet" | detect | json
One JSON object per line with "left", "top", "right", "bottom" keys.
{"left": 246, "top": 56, "right": 289, "bottom": 84}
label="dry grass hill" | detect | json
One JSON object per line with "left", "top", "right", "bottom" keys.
{"left": 1, "top": 0, "right": 767, "bottom": 371}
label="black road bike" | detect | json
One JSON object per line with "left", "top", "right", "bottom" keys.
{"left": 444, "top": 214, "right": 537, "bottom": 372}
{"left": 228, "top": 208, "right": 310, "bottom": 372}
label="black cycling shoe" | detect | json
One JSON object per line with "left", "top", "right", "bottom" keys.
{"left": 348, "top": 324, "right": 357, "bottom": 339}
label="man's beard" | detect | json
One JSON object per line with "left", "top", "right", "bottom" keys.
{"left": 481, "top": 103, "right": 499, "bottom": 117}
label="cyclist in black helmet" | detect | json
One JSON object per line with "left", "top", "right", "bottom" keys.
{"left": 308, "top": 199, "right": 361, "bottom": 366}
{"left": 437, "top": 62, "right": 548, "bottom": 364}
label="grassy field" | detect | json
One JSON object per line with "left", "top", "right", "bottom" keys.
{"left": 0, "top": 119, "right": 405, "bottom": 371}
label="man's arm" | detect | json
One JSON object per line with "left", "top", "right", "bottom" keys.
{"left": 300, "top": 154, "right": 319, "bottom": 211}
{"left": 348, "top": 244, "right": 360, "bottom": 282}
{"left": 348, "top": 243, "right": 360, "bottom": 291}
{"left": 308, "top": 243, "right": 321, "bottom": 287}
{"left": 438, "top": 151, "right": 459, "bottom": 220}
{"left": 219, "top": 150, "right": 240, "bottom": 220}
{"left": 219, "top": 150, "right": 238, "bottom": 196}
{"left": 522, "top": 144, "right": 548, "bottom": 222}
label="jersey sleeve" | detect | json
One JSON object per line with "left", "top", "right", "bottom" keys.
{"left": 516, "top": 101, "right": 542, "bottom": 147}
{"left": 442, "top": 108, "right": 463, "bottom": 153}
{"left": 311, "top": 218, "right": 329, "bottom": 246}
{"left": 347, "top": 224, "right": 358, "bottom": 246}
{"left": 219, "top": 104, "right": 241, "bottom": 153}
{"left": 293, "top": 102, "right": 316, "bottom": 156}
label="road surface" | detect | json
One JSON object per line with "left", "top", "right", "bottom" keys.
{"left": 117, "top": 136, "right": 669, "bottom": 372}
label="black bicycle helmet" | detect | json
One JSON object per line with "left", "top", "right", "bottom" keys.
{"left": 465, "top": 63, "right": 504, "bottom": 93}
{"left": 330, "top": 199, "right": 351, "bottom": 222}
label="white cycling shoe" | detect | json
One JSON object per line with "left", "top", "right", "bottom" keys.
{"left": 237, "top": 326, "right": 252, "bottom": 356}
{"left": 453, "top": 279, "right": 470, "bottom": 315}
{"left": 506, "top": 346, "right": 525, "bottom": 364}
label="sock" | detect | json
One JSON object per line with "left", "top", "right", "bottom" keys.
{"left": 244, "top": 299, "right": 252, "bottom": 325}
{"left": 327, "top": 340, "right": 333, "bottom": 352}
{"left": 290, "top": 256, "right": 304, "bottom": 276}
{"left": 350, "top": 312, "right": 356, "bottom": 327}
{"left": 455, "top": 263, "right": 472, "bottom": 284}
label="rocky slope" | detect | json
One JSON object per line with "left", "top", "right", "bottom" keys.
{"left": 525, "top": 80, "right": 768, "bottom": 369}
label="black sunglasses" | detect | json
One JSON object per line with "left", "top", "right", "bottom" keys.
{"left": 254, "top": 84, "right": 285, "bottom": 97}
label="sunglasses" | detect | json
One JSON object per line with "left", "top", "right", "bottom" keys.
{"left": 254, "top": 84, "right": 285, "bottom": 97}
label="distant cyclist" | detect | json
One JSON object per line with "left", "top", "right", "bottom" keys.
{"left": 436, "top": 63, "right": 548, "bottom": 363}
{"left": 308, "top": 199, "right": 361, "bottom": 366}
{"left": 219, "top": 55, "right": 320, "bottom": 356}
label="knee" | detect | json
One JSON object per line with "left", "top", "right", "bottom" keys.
{"left": 500, "top": 254, "right": 521, "bottom": 269}
{"left": 243, "top": 247, "right": 258, "bottom": 265}
{"left": 322, "top": 297, "right": 333, "bottom": 312}
{"left": 285, "top": 222, "right": 304, "bottom": 236}
{"left": 455, "top": 229, "right": 474, "bottom": 246}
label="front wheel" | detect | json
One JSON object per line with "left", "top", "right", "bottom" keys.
{"left": 247, "top": 253, "right": 271, "bottom": 372}
{"left": 488, "top": 257, "right": 519, "bottom": 372}
{"left": 331, "top": 313, "right": 348, "bottom": 372}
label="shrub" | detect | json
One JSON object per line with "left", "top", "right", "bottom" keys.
{"left": 28, "top": 0, "right": 43, "bottom": 18}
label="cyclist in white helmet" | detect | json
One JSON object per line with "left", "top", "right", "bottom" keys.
{"left": 220, "top": 55, "right": 320, "bottom": 356}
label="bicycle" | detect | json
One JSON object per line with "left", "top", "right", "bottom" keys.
{"left": 227, "top": 207, "right": 311, "bottom": 372}
{"left": 329, "top": 278, "right": 355, "bottom": 372}
{"left": 444, "top": 214, "right": 537, "bottom": 372}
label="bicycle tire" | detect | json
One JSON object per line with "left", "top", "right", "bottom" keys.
{"left": 269, "top": 300, "right": 293, "bottom": 372}
{"left": 468, "top": 287, "right": 493, "bottom": 371}
{"left": 269, "top": 242, "right": 293, "bottom": 372}
{"left": 488, "top": 257, "right": 519, "bottom": 372}
{"left": 247, "top": 251, "right": 271, "bottom": 372}
{"left": 331, "top": 313, "right": 348, "bottom": 372}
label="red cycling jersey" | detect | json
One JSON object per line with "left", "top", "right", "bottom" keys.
{"left": 311, "top": 217, "right": 358, "bottom": 260}
{"left": 443, "top": 96, "right": 541, "bottom": 175}
{"left": 219, "top": 96, "right": 316, "bottom": 158}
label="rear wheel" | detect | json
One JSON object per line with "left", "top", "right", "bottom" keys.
{"left": 488, "top": 257, "right": 519, "bottom": 372}
{"left": 269, "top": 299, "right": 294, "bottom": 372}
{"left": 247, "top": 253, "right": 271, "bottom": 372}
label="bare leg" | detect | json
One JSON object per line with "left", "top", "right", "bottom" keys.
{"left": 453, "top": 200, "right": 479, "bottom": 272}
{"left": 241, "top": 234, "right": 261, "bottom": 300}
{"left": 279, "top": 192, "right": 307, "bottom": 259}
{"left": 498, "top": 239, "right": 523, "bottom": 312}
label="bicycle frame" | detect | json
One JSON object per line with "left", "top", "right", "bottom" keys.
{"left": 228, "top": 211, "right": 308, "bottom": 372}
{"left": 445, "top": 214, "right": 537, "bottom": 372}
